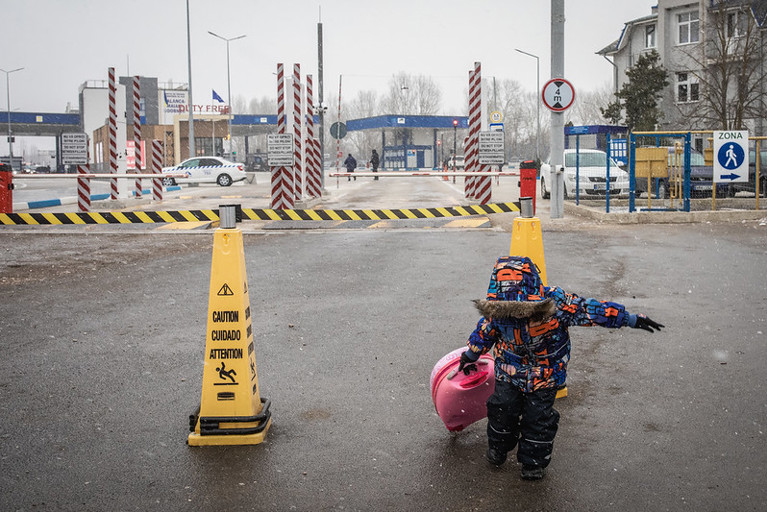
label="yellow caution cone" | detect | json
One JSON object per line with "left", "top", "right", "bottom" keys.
{"left": 510, "top": 198, "right": 566, "bottom": 398}
{"left": 188, "top": 205, "right": 271, "bottom": 446}
{"left": 509, "top": 198, "right": 547, "bottom": 286}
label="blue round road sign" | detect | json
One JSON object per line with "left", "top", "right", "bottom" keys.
{"left": 717, "top": 142, "right": 745, "bottom": 170}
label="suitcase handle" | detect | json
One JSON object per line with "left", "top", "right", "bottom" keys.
{"left": 446, "top": 358, "right": 490, "bottom": 381}
{"left": 459, "top": 371, "right": 489, "bottom": 388}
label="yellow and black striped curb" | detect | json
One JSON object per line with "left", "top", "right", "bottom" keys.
{"left": 0, "top": 202, "right": 520, "bottom": 226}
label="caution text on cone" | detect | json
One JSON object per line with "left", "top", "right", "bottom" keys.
{"left": 188, "top": 225, "right": 271, "bottom": 446}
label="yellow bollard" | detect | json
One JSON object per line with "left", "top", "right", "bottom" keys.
{"left": 509, "top": 202, "right": 547, "bottom": 286}
{"left": 188, "top": 205, "right": 271, "bottom": 446}
{"left": 510, "top": 198, "right": 566, "bottom": 398}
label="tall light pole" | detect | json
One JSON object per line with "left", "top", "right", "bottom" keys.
{"left": 2, "top": 67, "right": 23, "bottom": 170}
{"left": 208, "top": 31, "right": 246, "bottom": 159}
{"left": 515, "top": 48, "right": 540, "bottom": 162}
{"left": 186, "top": 0, "right": 195, "bottom": 158}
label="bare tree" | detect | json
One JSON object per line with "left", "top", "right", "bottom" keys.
{"left": 383, "top": 72, "right": 442, "bottom": 114}
{"left": 680, "top": 1, "right": 766, "bottom": 130}
{"left": 247, "top": 96, "right": 275, "bottom": 114}
{"left": 345, "top": 90, "right": 381, "bottom": 158}
{"left": 567, "top": 82, "right": 615, "bottom": 125}
{"left": 490, "top": 79, "right": 550, "bottom": 161}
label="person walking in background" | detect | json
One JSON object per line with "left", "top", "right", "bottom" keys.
{"left": 370, "top": 149, "right": 380, "bottom": 180}
{"left": 344, "top": 153, "right": 357, "bottom": 181}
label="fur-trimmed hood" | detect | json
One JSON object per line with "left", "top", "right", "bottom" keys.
{"left": 473, "top": 298, "right": 556, "bottom": 323}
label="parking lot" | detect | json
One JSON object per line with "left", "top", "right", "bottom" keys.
{"left": 1, "top": 181, "right": 766, "bottom": 510}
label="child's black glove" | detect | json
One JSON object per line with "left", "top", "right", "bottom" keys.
{"left": 633, "top": 314, "right": 664, "bottom": 333}
{"left": 457, "top": 351, "right": 479, "bottom": 375}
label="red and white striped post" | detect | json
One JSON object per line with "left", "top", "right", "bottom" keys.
{"left": 132, "top": 76, "right": 142, "bottom": 198}
{"left": 473, "top": 65, "right": 492, "bottom": 204}
{"left": 305, "top": 74, "right": 322, "bottom": 198}
{"left": 108, "top": 67, "right": 118, "bottom": 200}
{"left": 465, "top": 63, "right": 482, "bottom": 200}
{"left": 77, "top": 164, "right": 91, "bottom": 212}
{"left": 336, "top": 75, "right": 342, "bottom": 172}
{"left": 292, "top": 63, "right": 303, "bottom": 201}
{"left": 151, "top": 139, "right": 163, "bottom": 201}
{"left": 77, "top": 140, "right": 91, "bottom": 212}
{"left": 271, "top": 63, "right": 295, "bottom": 209}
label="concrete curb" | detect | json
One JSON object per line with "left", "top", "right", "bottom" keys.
{"left": 12, "top": 186, "right": 183, "bottom": 211}
{"left": 564, "top": 201, "right": 767, "bottom": 224}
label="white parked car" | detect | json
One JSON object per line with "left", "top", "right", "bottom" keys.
{"left": 448, "top": 155, "right": 465, "bottom": 170}
{"left": 162, "top": 156, "right": 246, "bottom": 187}
{"left": 540, "top": 149, "right": 629, "bottom": 199}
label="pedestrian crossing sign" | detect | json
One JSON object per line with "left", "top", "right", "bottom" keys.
{"left": 713, "top": 130, "right": 749, "bottom": 183}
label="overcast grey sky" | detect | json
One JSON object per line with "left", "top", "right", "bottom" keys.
{"left": 2, "top": 0, "right": 654, "bottom": 117}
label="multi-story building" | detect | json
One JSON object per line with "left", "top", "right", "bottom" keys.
{"left": 598, "top": 0, "right": 767, "bottom": 151}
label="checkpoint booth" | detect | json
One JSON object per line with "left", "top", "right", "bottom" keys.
{"left": 346, "top": 115, "right": 469, "bottom": 170}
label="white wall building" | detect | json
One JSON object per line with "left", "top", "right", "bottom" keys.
{"left": 599, "top": 0, "right": 767, "bottom": 150}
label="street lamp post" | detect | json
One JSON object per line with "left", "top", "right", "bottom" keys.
{"left": 515, "top": 49, "right": 540, "bottom": 162}
{"left": 186, "top": 0, "right": 195, "bottom": 158}
{"left": 208, "top": 31, "right": 246, "bottom": 159}
{"left": 2, "top": 67, "right": 24, "bottom": 171}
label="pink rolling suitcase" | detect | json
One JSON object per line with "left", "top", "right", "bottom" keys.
{"left": 430, "top": 347, "right": 496, "bottom": 432}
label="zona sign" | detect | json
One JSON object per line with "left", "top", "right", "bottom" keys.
{"left": 542, "top": 78, "right": 575, "bottom": 112}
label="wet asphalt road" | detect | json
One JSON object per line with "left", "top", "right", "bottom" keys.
{"left": 1, "top": 216, "right": 766, "bottom": 511}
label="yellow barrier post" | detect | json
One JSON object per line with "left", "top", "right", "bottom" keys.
{"left": 509, "top": 198, "right": 566, "bottom": 398}
{"left": 509, "top": 198, "right": 547, "bottom": 286}
{"left": 188, "top": 205, "right": 271, "bottom": 446}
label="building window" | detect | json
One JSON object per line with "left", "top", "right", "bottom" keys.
{"left": 677, "top": 73, "right": 700, "bottom": 103}
{"left": 645, "top": 24, "right": 656, "bottom": 48}
{"left": 678, "top": 11, "right": 700, "bottom": 44}
{"left": 725, "top": 11, "right": 743, "bottom": 39}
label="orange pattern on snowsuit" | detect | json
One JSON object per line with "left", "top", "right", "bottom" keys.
{"left": 467, "top": 256, "right": 631, "bottom": 392}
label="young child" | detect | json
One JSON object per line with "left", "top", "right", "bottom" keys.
{"left": 458, "top": 255, "right": 663, "bottom": 480}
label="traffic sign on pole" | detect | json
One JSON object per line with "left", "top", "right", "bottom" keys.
{"left": 542, "top": 78, "right": 575, "bottom": 112}
{"left": 329, "top": 121, "right": 347, "bottom": 139}
{"left": 478, "top": 131, "right": 504, "bottom": 165}
{"left": 61, "top": 133, "right": 88, "bottom": 165}
{"left": 267, "top": 133, "right": 295, "bottom": 167}
{"left": 713, "top": 130, "right": 748, "bottom": 183}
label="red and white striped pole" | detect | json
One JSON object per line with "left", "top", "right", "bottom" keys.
{"left": 77, "top": 140, "right": 91, "bottom": 212}
{"left": 108, "top": 67, "right": 118, "bottom": 200}
{"left": 271, "top": 63, "right": 295, "bottom": 209}
{"left": 465, "top": 63, "right": 482, "bottom": 199}
{"left": 132, "top": 76, "right": 142, "bottom": 198}
{"left": 151, "top": 139, "right": 163, "bottom": 201}
{"left": 77, "top": 164, "right": 91, "bottom": 212}
{"left": 336, "top": 75, "right": 342, "bottom": 172}
{"left": 472, "top": 64, "right": 492, "bottom": 205}
{"left": 293, "top": 63, "right": 303, "bottom": 201}
{"left": 305, "top": 74, "right": 321, "bottom": 198}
